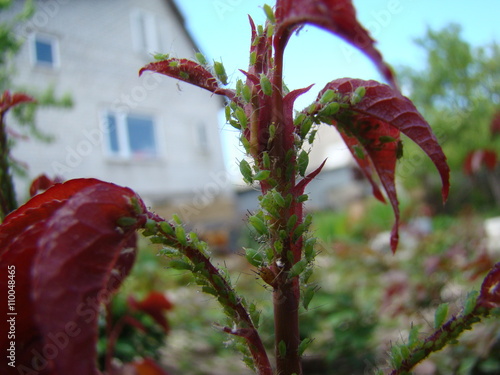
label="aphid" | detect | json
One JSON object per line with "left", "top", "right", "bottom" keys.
{"left": 195, "top": 52, "right": 207, "bottom": 65}
{"left": 213, "top": 61, "right": 228, "bottom": 85}
{"left": 260, "top": 73, "right": 272, "bottom": 96}
{"left": 396, "top": 140, "right": 404, "bottom": 159}
{"left": 263, "top": 4, "right": 276, "bottom": 24}
{"left": 434, "top": 303, "right": 449, "bottom": 329}
{"left": 319, "top": 89, "right": 336, "bottom": 104}
{"left": 297, "top": 150, "right": 309, "bottom": 177}
{"left": 239, "top": 159, "right": 253, "bottom": 183}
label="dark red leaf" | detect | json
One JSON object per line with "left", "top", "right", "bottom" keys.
{"left": 139, "top": 58, "right": 235, "bottom": 100}
{"left": 336, "top": 116, "right": 401, "bottom": 251}
{"left": 29, "top": 174, "right": 64, "bottom": 197}
{"left": 128, "top": 292, "right": 174, "bottom": 332}
{"left": 274, "top": 0, "right": 396, "bottom": 87}
{"left": 477, "top": 262, "right": 500, "bottom": 309}
{"left": 0, "top": 90, "right": 35, "bottom": 115}
{"left": 0, "top": 178, "right": 147, "bottom": 375}
{"left": 463, "top": 149, "right": 497, "bottom": 175}
{"left": 313, "top": 78, "right": 450, "bottom": 252}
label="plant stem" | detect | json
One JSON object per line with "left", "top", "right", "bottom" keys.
{"left": 274, "top": 277, "right": 302, "bottom": 374}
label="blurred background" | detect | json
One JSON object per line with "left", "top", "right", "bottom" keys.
{"left": 1, "top": 0, "right": 499, "bottom": 374}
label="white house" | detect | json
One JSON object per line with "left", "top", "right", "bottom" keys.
{"left": 3, "top": 0, "right": 234, "bottom": 227}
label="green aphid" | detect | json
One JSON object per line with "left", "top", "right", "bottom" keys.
{"left": 351, "top": 86, "right": 366, "bottom": 105}
{"left": 179, "top": 71, "right": 189, "bottom": 80}
{"left": 434, "top": 303, "right": 449, "bottom": 329}
{"left": 254, "top": 169, "right": 270, "bottom": 181}
{"left": 379, "top": 135, "right": 396, "bottom": 143}
{"left": 302, "top": 286, "right": 315, "bottom": 310}
{"left": 250, "top": 51, "right": 257, "bottom": 65}
{"left": 153, "top": 53, "right": 169, "bottom": 61}
{"left": 263, "top": 4, "right": 275, "bottom": 24}
{"left": 286, "top": 214, "right": 298, "bottom": 231}
{"left": 169, "top": 259, "right": 192, "bottom": 271}
{"left": 172, "top": 213, "right": 182, "bottom": 225}
{"left": 239, "top": 159, "right": 253, "bottom": 183}
{"left": 242, "top": 84, "right": 252, "bottom": 103}
{"left": 319, "top": 89, "right": 336, "bottom": 104}
{"left": 300, "top": 117, "right": 313, "bottom": 139}
{"left": 262, "top": 152, "right": 271, "bottom": 170}
{"left": 278, "top": 340, "right": 286, "bottom": 358}
{"left": 319, "top": 102, "right": 340, "bottom": 117}
{"left": 308, "top": 129, "right": 317, "bottom": 144}
{"left": 235, "top": 107, "right": 248, "bottom": 129}
{"left": 224, "top": 105, "right": 231, "bottom": 122}
{"left": 396, "top": 140, "right": 404, "bottom": 159}
{"left": 260, "top": 73, "right": 272, "bottom": 96}
{"left": 117, "top": 216, "right": 137, "bottom": 227}
{"left": 168, "top": 60, "right": 179, "bottom": 67}
{"left": 353, "top": 145, "right": 365, "bottom": 160}
{"left": 175, "top": 225, "right": 187, "bottom": 246}
{"left": 297, "top": 150, "right": 309, "bottom": 177}
{"left": 289, "top": 259, "right": 307, "bottom": 278}
{"left": 195, "top": 52, "right": 207, "bottom": 65}
{"left": 298, "top": 338, "right": 312, "bottom": 356}
{"left": 159, "top": 221, "right": 174, "bottom": 235}
{"left": 249, "top": 215, "right": 268, "bottom": 236}
{"left": 213, "top": 61, "right": 228, "bottom": 85}
{"left": 463, "top": 290, "right": 479, "bottom": 316}
{"left": 245, "top": 247, "right": 265, "bottom": 267}
{"left": 297, "top": 194, "right": 309, "bottom": 203}
{"left": 272, "top": 190, "right": 286, "bottom": 208}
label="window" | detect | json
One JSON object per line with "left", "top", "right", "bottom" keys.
{"left": 130, "top": 9, "right": 159, "bottom": 53}
{"left": 103, "top": 112, "right": 158, "bottom": 160}
{"left": 31, "top": 34, "right": 59, "bottom": 68}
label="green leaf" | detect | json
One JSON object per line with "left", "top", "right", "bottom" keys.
{"left": 169, "top": 259, "right": 192, "bottom": 271}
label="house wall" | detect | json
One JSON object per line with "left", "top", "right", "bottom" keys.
{"left": 3, "top": 0, "right": 232, "bottom": 218}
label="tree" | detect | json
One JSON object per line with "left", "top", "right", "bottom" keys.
{"left": 397, "top": 24, "right": 500, "bottom": 211}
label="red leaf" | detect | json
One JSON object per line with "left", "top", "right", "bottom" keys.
{"left": 29, "top": 174, "right": 64, "bottom": 197}
{"left": 315, "top": 78, "right": 450, "bottom": 252}
{"left": 477, "top": 262, "right": 500, "bottom": 309}
{"left": 128, "top": 292, "right": 174, "bottom": 332}
{"left": 0, "top": 90, "right": 34, "bottom": 115}
{"left": 274, "top": 0, "right": 396, "bottom": 87}
{"left": 139, "top": 58, "right": 235, "bottom": 100}
{"left": 0, "top": 179, "right": 147, "bottom": 375}
{"left": 321, "top": 78, "right": 449, "bottom": 200}
{"left": 463, "top": 149, "right": 497, "bottom": 175}
{"left": 337, "top": 116, "right": 401, "bottom": 251}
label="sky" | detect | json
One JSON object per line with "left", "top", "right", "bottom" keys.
{"left": 172, "top": 0, "right": 500, "bottom": 175}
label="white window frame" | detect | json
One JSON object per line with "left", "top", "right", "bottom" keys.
{"left": 101, "top": 111, "right": 160, "bottom": 161}
{"left": 130, "top": 8, "right": 160, "bottom": 54}
{"left": 30, "top": 33, "right": 60, "bottom": 68}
